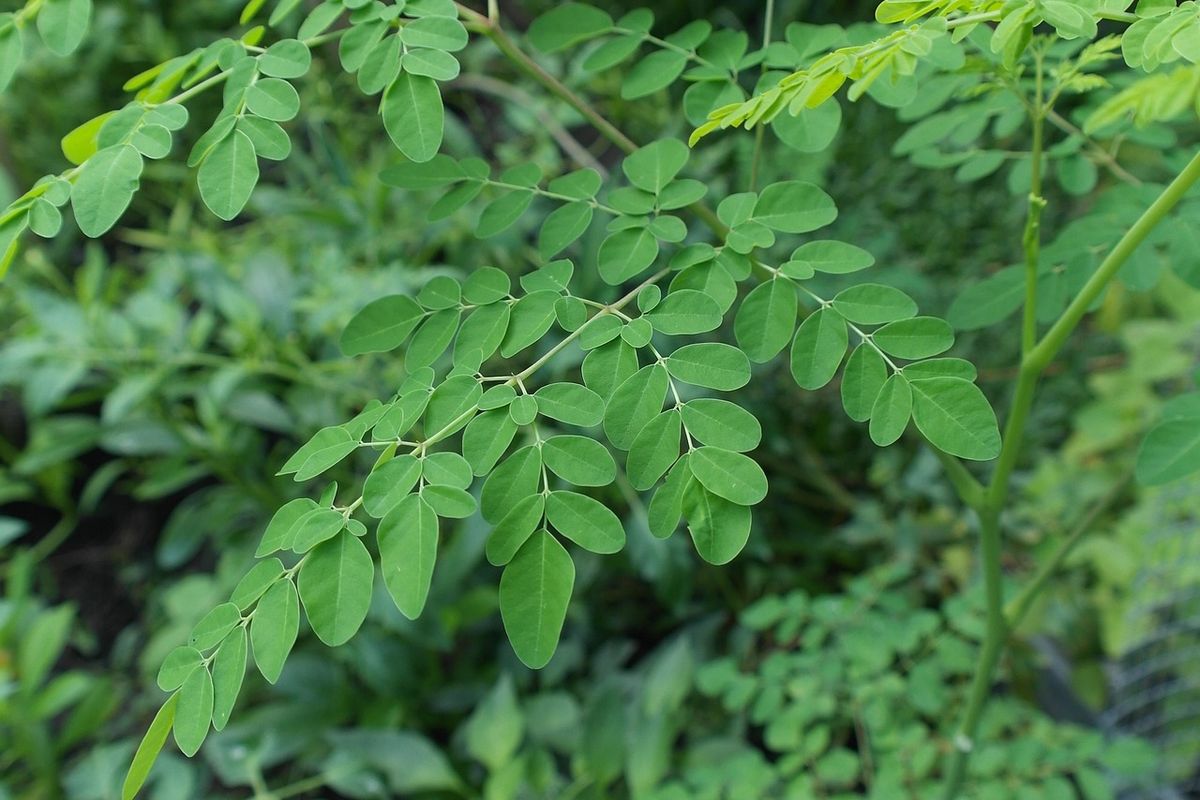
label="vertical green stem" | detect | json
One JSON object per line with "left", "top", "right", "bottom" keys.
{"left": 748, "top": 0, "right": 775, "bottom": 191}
{"left": 942, "top": 148, "right": 1200, "bottom": 800}
{"left": 1021, "top": 50, "right": 1046, "bottom": 355}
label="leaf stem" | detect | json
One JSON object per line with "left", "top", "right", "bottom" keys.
{"left": 1021, "top": 49, "right": 1046, "bottom": 356}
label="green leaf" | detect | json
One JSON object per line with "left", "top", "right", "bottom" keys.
{"left": 198, "top": 129, "right": 259, "bottom": 221}
{"left": 299, "top": 531, "right": 374, "bottom": 645}
{"left": 403, "top": 47, "right": 460, "bottom": 81}
{"left": 250, "top": 579, "right": 298, "bottom": 683}
{"left": 502, "top": 290, "right": 559, "bottom": 357}
{"left": 910, "top": 377, "right": 1001, "bottom": 461}
{"left": 341, "top": 295, "right": 425, "bottom": 355}
{"left": 622, "top": 50, "right": 688, "bottom": 99}
{"left": 157, "top": 647, "right": 202, "bottom": 692}
{"left": 543, "top": 435, "right": 616, "bottom": 487}
{"left": 456, "top": 303, "right": 510, "bottom": 364}
{"left": 71, "top": 144, "right": 143, "bottom": 237}
{"left": 582, "top": 338, "right": 639, "bottom": 399}
{"left": 646, "top": 289, "right": 722, "bottom": 334}
{"left": 538, "top": 201, "right": 593, "bottom": 258}
{"left": 598, "top": 227, "right": 659, "bottom": 285}
{"left": 173, "top": 665, "right": 213, "bottom": 756}
{"left": 840, "top": 345, "right": 888, "bottom": 423}
{"left": 230, "top": 558, "right": 284, "bottom": 609}
{"left": 463, "top": 410, "right": 517, "bottom": 476}
{"left": 259, "top": 38, "right": 311, "bottom": 78}
{"left": 546, "top": 490, "right": 625, "bottom": 554}
{"left": 121, "top": 694, "right": 178, "bottom": 800}
{"left": 688, "top": 446, "right": 767, "bottom": 505}
{"left": 604, "top": 364, "right": 669, "bottom": 450}
{"left": 38, "top": 0, "right": 91, "bottom": 56}
{"left": 735, "top": 278, "right": 798, "bottom": 363}
{"left": 528, "top": 2, "right": 613, "bottom": 53}
{"left": 622, "top": 139, "right": 690, "bottom": 194}
{"left": 481, "top": 445, "right": 542, "bottom": 523}
{"left": 378, "top": 494, "right": 439, "bottom": 618}
{"left": 424, "top": 374, "right": 482, "bottom": 436}
{"left": 683, "top": 481, "right": 751, "bottom": 565}
{"left": 462, "top": 266, "right": 511, "bottom": 303}
{"left": 500, "top": 531, "right": 575, "bottom": 668}
{"left": 665, "top": 343, "right": 750, "bottom": 391}
{"left": 290, "top": 507, "right": 345, "bottom": 553}
{"left": 382, "top": 72, "right": 444, "bottom": 163}
{"left": 407, "top": 308, "right": 461, "bottom": 366}
{"left": 786, "top": 240, "right": 874, "bottom": 275}
{"left": 486, "top": 493, "right": 545, "bottom": 566}
{"left": 0, "top": 19, "right": 21, "bottom": 94}
{"left": 831, "top": 284, "right": 918, "bottom": 325}
{"left": 402, "top": 15, "right": 469, "bottom": 51}
{"left": 256, "top": 497, "right": 317, "bottom": 557}
{"left": 287, "top": 426, "right": 357, "bottom": 482}
{"left": 535, "top": 382, "right": 605, "bottom": 427}
{"left": 872, "top": 316, "right": 955, "bottom": 359}
{"left": 774, "top": 100, "right": 841, "bottom": 153}
{"left": 680, "top": 399, "right": 761, "bottom": 452}
{"left": 648, "top": 456, "right": 690, "bottom": 539}
{"left": 753, "top": 181, "right": 837, "bottom": 233}
{"left": 188, "top": 602, "right": 241, "bottom": 651}
{"left": 902, "top": 357, "right": 977, "bottom": 381}
{"left": 245, "top": 78, "right": 301, "bottom": 121}
{"left": 869, "top": 374, "right": 912, "bottom": 446}
{"left": 211, "top": 627, "right": 247, "bottom": 731}
{"left": 627, "top": 410, "right": 682, "bottom": 490}
{"left": 477, "top": 190, "right": 534, "bottom": 237}
{"left": 421, "top": 484, "right": 476, "bottom": 518}
{"left": 1136, "top": 395, "right": 1200, "bottom": 484}
{"left": 790, "top": 308, "right": 847, "bottom": 390}
{"left": 362, "top": 455, "right": 421, "bottom": 518}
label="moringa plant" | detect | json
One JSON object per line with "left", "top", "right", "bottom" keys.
{"left": 3, "top": 0, "right": 1200, "bottom": 797}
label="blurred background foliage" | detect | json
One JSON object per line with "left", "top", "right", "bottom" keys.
{"left": 0, "top": 0, "right": 1196, "bottom": 798}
